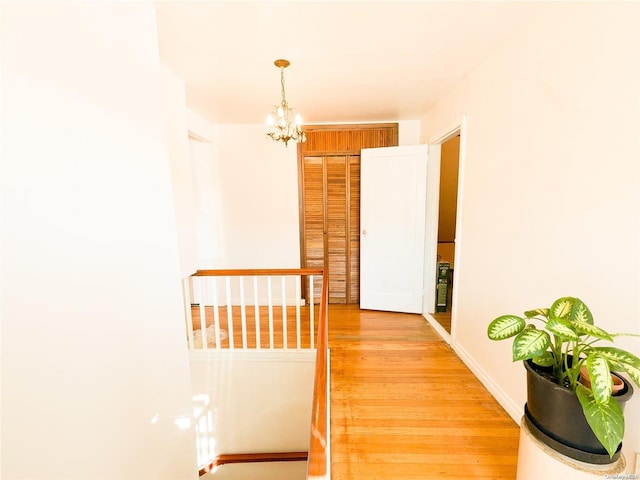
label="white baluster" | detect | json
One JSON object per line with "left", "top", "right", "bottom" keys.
{"left": 212, "top": 277, "right": 221, "bottom": 349}
{"left": 199, "top": 278, "right": 207, "bottom": 350}
{"left": 295, "top": 275, "right": 301, "bottom": 349}
{"left": 239, "top": 276, "right": 247, "bottom": 349}
{"left": 309, "top": 275, "right": 315, "bottom": 349}
{"left": 267, "top": 276, "right": 274, "bottom": 349}
{"left": 281, "top": 276, "right": 287, "bottom": 349}
{"left": 253, "top": 276, "right": 261, "bottom": 349}
{"left": 225, "top": 276, "right": 234, "bottom": 349}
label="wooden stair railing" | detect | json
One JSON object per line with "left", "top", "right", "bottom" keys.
{"left": 187, "top": 268, "right": 324, "bottom": 350}
{"left": 192, "top": 268, "right": 324, "bottom": 277}
{"left": 306, "top": 271, "right": 330, "bottom": 479}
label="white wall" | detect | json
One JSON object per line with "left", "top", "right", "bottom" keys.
{"left": 187, "top": 108, "right": 223, "bottom": 269}
{"left": 163, "top": 67, "right": 198, "bottom": 278}
{"left": 398, "top": 120, "right": 421, "bottom": 146}
{"left": 190, "top": 352, "right": 315, "bottom": 458}
{"left": 421, "top": 2, "right": 640, "bottom": 467}
{"left": 212, "top": 125, "right": 301, "bottom": 269}
{"left": 190, "top": 138, "right": 225, "bottom": 268}
{"left": 0, "top": 3, "right": 197, "bottom": 478}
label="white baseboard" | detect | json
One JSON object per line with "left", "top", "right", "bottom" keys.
{"left": 451, "top": 340, "right": 521, "bottom": 424}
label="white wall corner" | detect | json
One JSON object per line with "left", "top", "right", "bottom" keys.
{"left": 188, "top": 108, "right": 215, "bottom": 143}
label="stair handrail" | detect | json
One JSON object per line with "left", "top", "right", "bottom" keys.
{"left": 192, "top": 268, "right": 324, "bottom": 277}
{"left": 306, "top": 271, "right": 329, "bottom": 479}
{"left": 199, "top": 451, "right": 308, "bottom": 476}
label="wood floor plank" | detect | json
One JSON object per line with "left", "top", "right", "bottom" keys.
{"left": 328, "top": 305, "right": 519, "bottom": 480}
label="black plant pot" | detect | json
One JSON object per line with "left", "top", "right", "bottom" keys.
{"left": 523, "top": 359, "right": 634, "bottom": 464}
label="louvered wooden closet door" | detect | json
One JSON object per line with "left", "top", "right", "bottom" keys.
{"left": 328, "top": 156, "right": 362, "bottom": 304}
{"left": 301, "top": 154, "right": 360, "bottom": 304}
{"left": 327, "top": 156, "right": 347, "bottom": 303}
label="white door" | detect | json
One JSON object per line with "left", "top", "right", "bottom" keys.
{"left": 360, "top": 145, "right": 428, "bottom": 313}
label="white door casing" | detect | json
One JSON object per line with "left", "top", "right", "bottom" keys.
{"left": 360, "top": 145, "right": 428, "bottom": 313}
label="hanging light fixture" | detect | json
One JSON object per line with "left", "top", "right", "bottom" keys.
{"left": 266, "top": 59, "right": 306, "bottom": 147}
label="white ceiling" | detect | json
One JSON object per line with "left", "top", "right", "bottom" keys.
{"left": 155, "top": 1, "right": 552, "bottom": 125}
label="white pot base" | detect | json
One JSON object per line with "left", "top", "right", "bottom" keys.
{"left": 516, "top": 417, "right": 626, "bottom": 479}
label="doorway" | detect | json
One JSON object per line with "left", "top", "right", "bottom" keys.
{"left": 422, "top": 116, "right": 466, "bottom": 342}
{"left": 432, "top": 135, "right": 460, "bottom": 333}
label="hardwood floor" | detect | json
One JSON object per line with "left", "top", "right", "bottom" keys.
{"left": 432, "top": 310, "right": 452, "bottom": 334}
{"left": 328, "top": 305, "right": 519, "bottom": 479}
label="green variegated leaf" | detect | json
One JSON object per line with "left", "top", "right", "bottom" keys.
{"left": 595, "top": 347, "right": 640, "bottom": 386}
{"left": 524, "top": 308, "right": 549, "bottom": 319}
{"left": 568, "top": 297, "right": 594, "bottom": 325}
{"left": 550, "top": 297, "right": 575, "bottom": 319}
{"left": 549, "top": 296, "right": 595, "bottom": 325}
{"left": 512, "top": 328, "right": 551, "bottom": 362}
{"left": 546, "top": 316, "right": 580, "bottom": 341}
{"left": 586, "top": 353, "right": 612, "bottom": 404}
{"left": 576, "top": 384, "right": 624, "bottom": 458}
{"left": 611, "top": 332, "right": 640, "bottom": 339}
{"left": 621, "top": 364, "right": 640, "bottom": 387}
{"left": 488, "top": 315, "right": 525, "bottom": 340}
{"left": 573, "top": 320, "right": 614, "bottom": 342}
{"left": 532, "top": 351, "right": 554, "bottom": 367}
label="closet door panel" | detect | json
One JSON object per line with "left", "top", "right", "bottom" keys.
{"left": 302, "top": 156, "right": 325, "bottom": 299}
{"left": 349, "top": 155, "right": 361, "bottom": 304}
{"left": 326, "top": 156, "right": 347, "bottom": 304}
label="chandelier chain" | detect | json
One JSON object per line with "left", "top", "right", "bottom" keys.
{"left": 280, "top": 67, "right": 287, "bottom": 106}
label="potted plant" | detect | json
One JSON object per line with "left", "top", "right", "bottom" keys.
{"left": 487, "top": 296, "right": 640, "bottom": 464}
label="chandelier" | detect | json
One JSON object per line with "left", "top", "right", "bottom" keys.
{"left": 266, "top": 59, "right": 306, "bottom": 147}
